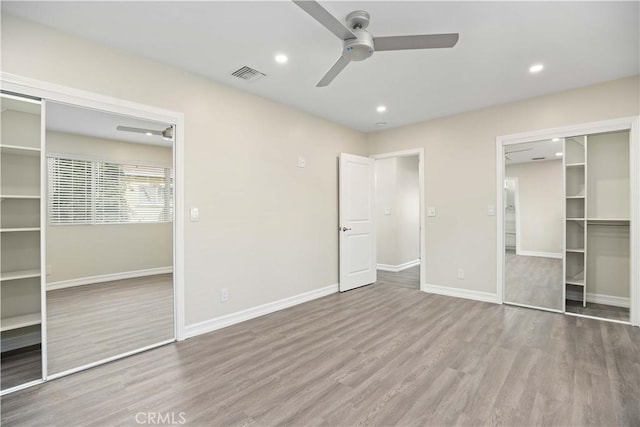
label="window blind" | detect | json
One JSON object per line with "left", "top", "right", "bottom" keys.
{"left": 48, "top": 156, "right": 173, "bottom": 225}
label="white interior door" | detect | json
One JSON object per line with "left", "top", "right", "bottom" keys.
{"left": 339, "top": 153, "right": 376, "bottom": 291}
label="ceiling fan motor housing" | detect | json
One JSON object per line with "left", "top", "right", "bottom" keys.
{"left": 343, "top": 29, "right": 374, "bottom": 61}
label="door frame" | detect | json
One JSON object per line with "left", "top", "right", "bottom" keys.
{"left": 0, "top": 73, "right": 186, "bottom": 387}
{"left": 370, "top": 148, "right": 425, "bottom": 291}
{"left": 496, "top": 116, "right": 640, "bottom": 327}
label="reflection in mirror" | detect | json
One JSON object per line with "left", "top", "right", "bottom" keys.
{"left": 45, "top": 102, "right": 175, "bottom": 375}
{"left": 1, "top": 94, "right": 43, "bottom": 391}
{"left": 504, "top": 139, "right": 563, "bottom": 311}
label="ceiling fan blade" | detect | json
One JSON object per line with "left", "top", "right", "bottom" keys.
{"left": 505, "top": 148, "right": 533, "bottom": 154}
{"left": 374, "top": 33, "right": 459, "bottom": 51}
{"left": 292, "top": 1, "right": 356, "bottom": 41}
{"left": 117, "top": 126, "right": 162, "bottom": 136}
{"left": 317, "top": 56, "right": 350, "bottom": 87}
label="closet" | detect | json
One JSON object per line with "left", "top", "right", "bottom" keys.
{"left": 1, "top": 94, "right": 44, "bottom": 390}
{"left": 564, "top": 130, "right": 630, "bottom": 320}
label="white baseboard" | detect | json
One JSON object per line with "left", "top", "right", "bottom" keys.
{"left": 422, "top": 283, "right": 499, "bottom": 304}
{"left": 185, "top": 284, "right": 339, "bottom": 339}
{"left": 47, "top": 266, "right": 173, "bottom": 291}
{"left": 517, "top": 251, "right": 563, "bottom": 259}
{"left": 566, "top": 290, "right": 630, "bottom": 308}
{"left": 377, "top": 259, "right": 420, "bottom": 273}
{"left": 1, "top": 330, "right": 41, "bottom": 352}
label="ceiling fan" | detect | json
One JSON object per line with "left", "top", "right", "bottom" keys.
{"left": 292, "top": 1, "right": 459, "bottom": 87}
{"left": 504, "top": 147, "right": 533, "bottom": 161}
{"left": 117, "top": 125, "right": 174, "bottom": 141}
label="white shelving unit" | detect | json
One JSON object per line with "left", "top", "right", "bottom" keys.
{"left": 564, "top": 136, "right": 587, "bottom": 306}
{"left": 564, "top": 131, "right": 631, "bottom": 314}
{"left": 0, "top": 94, "right": 43, "bottom": 388}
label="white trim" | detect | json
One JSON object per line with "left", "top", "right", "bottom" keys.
{"left": 517, "top": 251, "right": 563, "bottom": 259}
{"left": 0, "top": 380, "right": 44, "bottom": 397}
{"left": 0, "top": 330, "right": 41, "bottom": 352}
{"left": 46, "top": 267, "right": 173, "bottom": 291}
{"left": 369, "top": 148, "right": 425, "bottom": 293}
{"left": 46, "top": 339, "right": 174, "bottom": 380}
{"left": 504, "top": 301, "right": 564, "bottom": 314}
{"left": 564, "top": 311, "right": 631, "bottom": 326}
{"left": 185, "top": 284, "right": 338, "bottom": 339}
{"left": 496, "top": 116, "right": 639, "bottom": 327}
{"left": 566, "top": 291, "right": 630, "bottom": 308}
{"left": 377, "top": 259, "right": 420, "bottom": 272}
{"left": 40, "top": 99, "right": 48, "bottom": 380}
{"left": 422, "top": 283, "right": 499, "bottom": 304}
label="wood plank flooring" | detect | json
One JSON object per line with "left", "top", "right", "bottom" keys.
{"left": 0, "top": 344, "right": 41, "bottom": 390}
{"left": 47, "top": 274, "right": 174, "bottom": 374}
{"left": 565, "top": 299, "right": 630, "bottom": 322}
{"left": 376, "top": 265, "right": 419, "bottom": 289}
{"left": 2, "top": 273, "right": 639, "bottom": 426}
{"left": 505, "top": 251, "right": 563, "bottom": 310}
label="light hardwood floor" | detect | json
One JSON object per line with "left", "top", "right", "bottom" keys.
{"left": 2, "top": 275, "right": 639, "bottom": 426}
{"left": 47, "top": 274, "right": 174, "bottom": 374}
{"left": 505, "top": 251, "right": 563, "bottom": 310}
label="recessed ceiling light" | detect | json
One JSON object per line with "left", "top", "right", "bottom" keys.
{"left": 376, "top": 122, "right": 387, "bottom": 127}
{"left": 376, "top": 105, "right": 387, "bottom": 113}
{"left": 529, "top": 63, "right": 544, "bottom": 73}
{"left": 275, "top": 54, "right": 288, "bottom": 64}
{"left": 552, "top": 137, "right": 560, "bottom": 142}
{"left": 556, "top": 152, "right": 563, "bottom": 156}
{"left": 145, "top": 132, "right": 153, "bottom": 136}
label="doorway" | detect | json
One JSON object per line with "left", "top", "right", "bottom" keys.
{"left": 371, "top": 149, "right": 425, "bottom": 290}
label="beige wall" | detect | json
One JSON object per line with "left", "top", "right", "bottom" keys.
{"left": 368, "top": 75, "right": 639, "bottom": 294}
{"left": 45, "top": 132, "right": 173, "bottom": 283}
{"left": 1, "top": 15, "right": 367, "bottom": 324}
{"left": 505, "top": 160, "right": 564, "bottom": 255}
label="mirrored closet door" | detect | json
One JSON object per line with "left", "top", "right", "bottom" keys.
{"left": 44, "top": 102, "right": 175, "bottom": 375}
{"left": 1, "top": 93, "right": 44, "bottom": 391}
{"left": 503, "top": 139, "right": 564, "bottom": 311}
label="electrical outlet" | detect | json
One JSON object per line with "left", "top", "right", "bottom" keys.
{"left": 457, "top": 268, "right": 465, "bottom": 279}
{"left": 297, "top": 156, "right": 306, "bottom": 168}
{"left": 190, "top": 207, "right": 199, "bottom": 222}
{"left": 220, "top": 288, "right": 229, "bottom": 302}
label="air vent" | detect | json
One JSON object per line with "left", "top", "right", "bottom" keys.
{"left": 532, "top": 157, "right": 546, "bottom": 161}
{"left": 231, "top": 66, "right": 266, "bottom": 82}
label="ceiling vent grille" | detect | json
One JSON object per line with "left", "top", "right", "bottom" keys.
{"left": 231, "top": 66, "right": 266, "bottom": 82}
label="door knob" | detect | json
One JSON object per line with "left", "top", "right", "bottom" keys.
{"left": 341, "top": 227, "right": 352, "bottom": 232}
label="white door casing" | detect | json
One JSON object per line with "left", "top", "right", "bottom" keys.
{"left": 339, "top": 153, "right": 376, "bottom": 291}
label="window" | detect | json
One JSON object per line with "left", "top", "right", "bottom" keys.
{"left": 48, "top": 156, "right": 173, "bottom": 225}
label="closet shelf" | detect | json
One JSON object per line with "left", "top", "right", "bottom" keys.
{"left": 0, "top": 269, "right": 41, "bottom": 282}
{"left": 566, "top": 218, "right": 585, "bottom": 221}
{"left": 566, "top": 196, "right": 585, "bottom": 199}
{"left": 566, "top": 162, "right": 585, "bottom": 168}
{"left": 0, "top": 145, "right": 41, "bottom": 156}
{"left": 566, "top": 270, "right": 585, "bottom": 286}
{"left": 0, "top": 227, "right": 40, "bottom": 233}
{"left": 0, "top": 313, "right": 41, "bottom": 332}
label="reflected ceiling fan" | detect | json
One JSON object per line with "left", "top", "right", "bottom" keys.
{"left": 504, "top": 147, "right": 533, "bottom": 161}
{"left": 292, "top": 0, "right": 459, "bottom": 87}
{"left": 116, "top": 125, "right": 174, "bottom": 141}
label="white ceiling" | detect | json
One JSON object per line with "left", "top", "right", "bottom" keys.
{"left": 3, "top": 1, "right": 638, "bottom": 133}
{"left": 47, "top": 102, "right": 173, "bottom": 147}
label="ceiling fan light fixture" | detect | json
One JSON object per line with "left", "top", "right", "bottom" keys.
{"left": 275, "top": 54, "right": 288, "bottom": 64}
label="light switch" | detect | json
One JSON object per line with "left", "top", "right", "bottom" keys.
{"left": 488, "top": 205, "right": 495, "bottom": 216}
{"left": 190, "top": 207, "right": 199, "bottom": 222}
{"left": 384, "top": 208, "right": 391, "bottom": 215}
{"left": 427, "top": 207, "right": 436, "bottom": 217}
{"left": 297, "top": 156, "right": 306, "bottom": 168}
